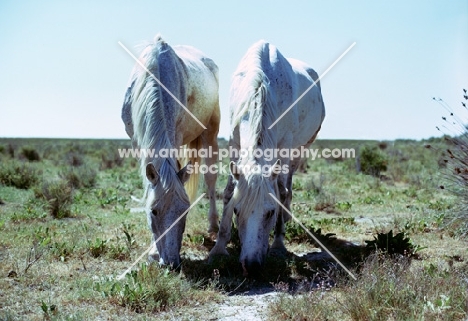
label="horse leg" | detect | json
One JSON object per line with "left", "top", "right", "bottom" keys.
{"left": 209, "top": 138, "right": 238, "bottom": 257}
{"left": 201, "top": 125, "right": 220, "bottom": 235}
{"left": 271, "top": 174, "right": 289, "bottom": 253}
{"left": 209, "top": 186, "right": 234, "bottom": 257}
{"left": 271, "top": 156, "right": 300, "bottom": 252}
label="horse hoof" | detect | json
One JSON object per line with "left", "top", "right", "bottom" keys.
{"left": 269, "top": 247, "right": 288, "bottom": 257}
{"left": 208, "top": 246, "right": 229, "bottom": 263}
{"left": 147, "top": 253, "right": 160, "bottom": 264}
{"left": 207, "top": 225, "right": 219, "bottom": 235}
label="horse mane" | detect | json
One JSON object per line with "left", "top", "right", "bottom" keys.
{"left": 229, "top": 166, "right": 279, "bottom": 226}
{"left": 130, "top": 34, "right": 189, "bottom": 206}
{"left": 230, "top": 40, "right": 277, "bottom": 151}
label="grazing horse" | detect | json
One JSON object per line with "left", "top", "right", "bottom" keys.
{"left": 121, "top": 35, "right": 220, "bottom": 268}
{"left": 209, "top": 40, "right": 325, "bottom": 276}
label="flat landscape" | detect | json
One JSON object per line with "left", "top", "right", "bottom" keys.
{"left": 0, "top": 137, "right": 467, "bottom": 320}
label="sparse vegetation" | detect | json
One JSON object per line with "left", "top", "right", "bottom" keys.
{"left": 94, "top": 263, "right": 219, "bottom": 313}
{"left": 269, "top": 254, "right": 467, "bottom": 320}
{"left": 60, "top": 164, "right": 97, "bottom": 189}
{"left": 0, "top": 137, "right": 466, "bottom": 320}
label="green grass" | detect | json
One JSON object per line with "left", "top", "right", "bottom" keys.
{"left": 0, "top": 137, "right": 466, "bottom": 320}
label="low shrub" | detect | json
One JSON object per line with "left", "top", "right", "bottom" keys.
{"left": 101, "top": 151, "right": 124, "bottom": 170}
{"left": 0, "top": 160, "right": 40, "bottom": 189}
{"left": 60, "top": 164, "right": 97, "bottom": 189}
{"left": 66, "top": 152, "right": 84, "bottom": 167}
{"left": 359, "top": 145, "right": 387, "bottom": 177}
{"left": 21, "top": 146, "right": 41, "bottom": 162}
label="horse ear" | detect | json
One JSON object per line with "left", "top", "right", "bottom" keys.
{"left": 146, "top": 163, "right": 159, "bottom": 185}
{"left": 230, "top": 161, "right": 240, "bottom": 181}
{"left": 269, "top": 159, "right": 282, "bottom": 180}
{"left": 177, "top": 161, "right": 191, "bottom": 184}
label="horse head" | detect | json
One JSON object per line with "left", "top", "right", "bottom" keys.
{"left": 145, "top": 160, "right": 191, "bottom": 268}
{"left": 229, "top": 159, "right": 282, "bottom": 276}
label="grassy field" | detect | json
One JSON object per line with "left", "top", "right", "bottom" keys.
{"left": 0, "top": 137, "right": 467, "bottom": 320}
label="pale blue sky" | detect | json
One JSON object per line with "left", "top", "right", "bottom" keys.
{"left": 0, "top": 1, "right": 467, "bottom": 140}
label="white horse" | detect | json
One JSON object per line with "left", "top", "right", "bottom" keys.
{"left": 210, "top": 40, "right": 325, "bottom": 276}
{"left": 122, "top": 35, "right": 220, "bottom": 268}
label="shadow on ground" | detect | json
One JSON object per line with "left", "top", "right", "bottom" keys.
{"left": 180, "top": 234, "right": 371, "bottom": 295}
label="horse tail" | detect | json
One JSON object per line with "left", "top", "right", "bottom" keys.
{"left": 184, "top": 135, "right": 202, "bottom": 203}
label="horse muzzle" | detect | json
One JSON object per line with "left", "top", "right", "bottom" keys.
{"left": 241, "top": 259, "right": 263, "bottom": 278}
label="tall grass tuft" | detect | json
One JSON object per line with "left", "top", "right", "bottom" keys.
{"left": 0, "top": 159, "right": 40, "bottom": 189}
{"left": 434, "top": 89, "right": 468, "bottom": 235}
{"left": 269, "top": 254, "right": 468, "bottom": 320}
{"left": 36, "top": 179, "right": 74, "bottom": 219}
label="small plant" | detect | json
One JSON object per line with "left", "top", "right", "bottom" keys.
{"left": 40, "top": 300, "right": 58, "bottom": 319}
{"left": 0, "top": 159, "right": 40, "bottom": 189}
{"left": 292, "top": 180, "right": 303, "bottom": 191}
{"left": 185, "top": 233, "right": 204, "bottom": 245}
{"left": 108, "top": 243, "right": 129, "bottom": 261}
{"left": 37, "top": 179, "right": 74, "bottom": 219}
{"left": 51, "top": 241, "right": 76, "bottom": 262}
{"left": 93, "top": 188, "right": 127, "bottom": 208}
{"left": 359, "top": 145, "right": 388, "bottom": 177}
{"left": 365, "top": 230, "right": 418, "bottom": 256}
{"left": 314, "top": 193, "right": 337, "bottom": 213}
{"left": 88, "top": 238, "right": 108, "bottom": 258}
{"left": 121, "top": 223, "right": 136, "bottom": 251}
{"left": 24, "top": 227, "right": 52, "bottom": 274}
{"left": 336, "top": 201, "right": 352, "bottom": 211}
